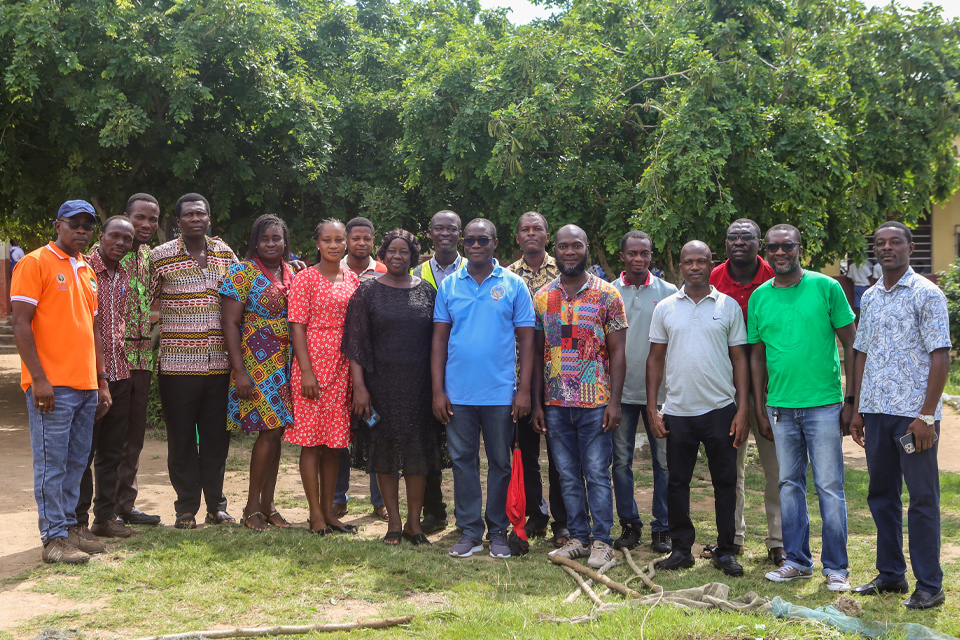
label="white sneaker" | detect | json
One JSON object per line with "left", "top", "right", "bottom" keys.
{"left": 826, "top": 573, "right": 851, "bottom": 591}
{"left": 548, "top": 538, "right": 589, "bottom": 560}
{"left": 587, "top": 540, "right": 614, "bottom": 569}
{"left": 765, "top": 565, "right": 813, "bottom": 582}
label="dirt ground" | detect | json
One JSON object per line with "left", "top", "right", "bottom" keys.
{"left": 2, "top": 352, "right": 959, "bottom": 630}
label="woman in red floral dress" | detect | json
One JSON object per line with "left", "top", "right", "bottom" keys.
{"left": 285, "top": 219, "right": 360, "bottom": 534}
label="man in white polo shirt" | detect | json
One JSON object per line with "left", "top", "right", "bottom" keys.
{"left": 646, "top": 241, "right": 750, "bottom": 577}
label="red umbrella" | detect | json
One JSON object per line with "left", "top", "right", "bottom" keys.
{"left": 506, "top": 424, "right": 528, "bottom": 542}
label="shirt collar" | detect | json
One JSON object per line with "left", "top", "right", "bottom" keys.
{"left": 458, "top": 258, "right": 502, "bottom": 279}
{"left": 87, "top": 247, "right": 128, "bottom": 277}
{"left": 548, "top": 273, "right": 599, "bottom": 298}
{"left": 519, "top": 253, "right": 556, "bottom": 274}
{"left": 44, "top": 241, "right": 85, "bottom": 265}
{"left": 882, "top": 266, "right": 917, "bottom": 292}
{"left": 617, "top": 270, "right": 652, "bottom": 287}
{"left": 340, "top": 255, "right": 378, "bottom": 274}
{"left": 677, "top": 284, "right": 720, "bottom": 300}
{"left": 722, "top": 257, "right": 771, "bottom": 286}
{"left": 432, "top": 253, "right": 462, "bottom": 273}
{"left": 176, "top": 235, "right": 213, "bottom": 258}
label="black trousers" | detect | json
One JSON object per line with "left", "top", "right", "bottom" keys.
{"left": 158, "top": 373, "right": 230, "bottom": 515}
{"left": 76, "top": 378, "right": 133, "bottom": 525}
{"left": 116, "top": 369, "right": 152, "bottom": 515}
{"left": 665, "top": 403, "right": 738, "bottom": 556}
{"left": 423, "top": 470, "right": 447, "bottom": 519}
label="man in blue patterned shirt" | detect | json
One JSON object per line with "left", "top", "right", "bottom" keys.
{"left": 850, "top": 221, "right": 950, "bottom": 610}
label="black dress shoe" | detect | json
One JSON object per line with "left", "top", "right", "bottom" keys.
{"left": 651, "top": 530, "right": 672, "bottom": 554}
{"left": 656, "top": 550, "right": 695, "bottom": 571}
{"left": 712, "top": 554, "right": 744, "bottom": 577}
{"left": 851, "top": 575, "right": 909, "bottom": 596}
{"left": 119, "top": 509, "right": 162, "bottom": 526}
{"left": 903, "top": 589, "right": 946, "bottom": 610}
{"left": 420, "top": 513, "right": 448, "bottom": 535}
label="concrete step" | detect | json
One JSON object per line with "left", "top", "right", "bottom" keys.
{"left": 0, "top": 344, "right": 18, "bottom": 355}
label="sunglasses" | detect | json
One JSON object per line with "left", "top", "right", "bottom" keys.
{"left": 463, "top": 236, "right": 492, "bottom": 247}
{"left": 765, "top": 242, "right": 799, "bottom": 253}
{"left": 61, "top": 218, "right": 97, "bottom": 232}
{"left": 726, "top": 233, "right": 756, "bottom": 242}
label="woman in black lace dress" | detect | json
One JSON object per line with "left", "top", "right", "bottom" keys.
{"left": 341, "top": 229, "right": 450, "bottom": 545}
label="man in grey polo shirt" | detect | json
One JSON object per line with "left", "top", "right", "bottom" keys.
{"left": 646, "top": 241, "right": 750, "bottom": 576}
{"left": 611, "top": 230, "right": 676, "bottom": 553}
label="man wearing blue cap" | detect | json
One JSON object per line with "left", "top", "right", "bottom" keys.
{"left": 11, "top": 200, "right": 113, "bottom": 564}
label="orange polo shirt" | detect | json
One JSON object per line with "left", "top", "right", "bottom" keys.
{"left": 10, "top": 242, "right": 99, "bottom": 392}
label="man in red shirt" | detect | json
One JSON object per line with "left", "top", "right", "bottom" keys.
{"left": 708, "top": 218, "right": 785, "bottom": 567}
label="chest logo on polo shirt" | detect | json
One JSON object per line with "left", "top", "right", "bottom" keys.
{"left": 491, "top": 285, "right": 506, "bottom": 300}
{"left": 88, "top": 276, "right": 97, "bottom": 292}
{"left": 56, "top": 272, "right": 68, "bottom": 290}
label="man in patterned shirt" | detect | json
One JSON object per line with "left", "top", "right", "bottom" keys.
{"left": 75, "top": 216, "right": 136, "bottom": 541}
{"left": 850, "top": 221, "right": 950, "bottom": 610}
{"left": 116, "top": 193, "right": 163, "bottom": 526}
{"left": 505, "top": 211, "right": 566, "bottom": 544}
{"left": 533, "top": 224, "right": 627, "bottom": 570}
{"left": 150, "top": 193, "right": 238, "bottom": 529}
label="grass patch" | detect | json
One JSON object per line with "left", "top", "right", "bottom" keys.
{"left": 8, "top": 456, "right": 959, "bottom": 640}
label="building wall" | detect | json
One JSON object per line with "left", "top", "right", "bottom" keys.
{"left": 932, "top": 195, "right": 960, "bottom": 274}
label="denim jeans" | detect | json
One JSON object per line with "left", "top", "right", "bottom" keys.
{"left": 26, "top": 386, "right": 98, "bottom": 543}
{"left": 335, "top": 449, "right": 384, "bottom": 508}
{"left": 769, "top": 403, "right": 849, "bottom": 577}
{"left": 446, "top": 405, "right": 514, "bottom": 541}
{"left": 545, "top": 405, "right": 614, "bottom": 546}
{"left": 613, "top": 403, "right": 668, "bottom": 532}
{"left": 864, "top": 414, "right": 941, "bottom": 593}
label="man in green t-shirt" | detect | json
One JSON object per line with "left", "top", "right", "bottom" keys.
{"left": 748, "top": 224, "right": 856, "bottom": 592}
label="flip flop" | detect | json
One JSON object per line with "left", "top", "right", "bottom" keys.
{"left": 383, "top": 530, "right": 402, "bottom": 545}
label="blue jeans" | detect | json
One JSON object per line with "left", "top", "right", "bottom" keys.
{"left": 335, "top": 449, "right": 383, "bottom": 508}
{"left": 769, "top": 403, "right": 848, "bottom": 577}
{"left": 864, "top": 414, "right": 942, "bottom": 593}
{"left": 545, "top": 405, "right": 614, "bottom": 545}
{"left": 446, "top": 405, "right": 513, "bottom": 541}
{"left": 26, "top": 387, "right": 98, "bottom": 543}
{"left": 612, "top": 403, "right": 668, "bottom": 532}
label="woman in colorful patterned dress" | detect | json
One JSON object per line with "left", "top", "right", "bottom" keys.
{"left": 286, "top": 219, "right": 360, "bottom": 535}
{"left": 221, "top": 214, "right": 296, "bottom": 531}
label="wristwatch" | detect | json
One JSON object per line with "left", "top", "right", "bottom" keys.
{"left": 918, "top": 414, "right": 935, "bottom": 426}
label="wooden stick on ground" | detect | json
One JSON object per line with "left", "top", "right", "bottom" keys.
{"left": 126, "top": 615, "right": 415, "bottom": 640}
{"left": 561, "top": 566, "right": 606, "bottom": 607}
{"left": 563, "top": 556, "right": 618, "bottom": 603}
{"left": 550, "top": 555, "right": 643, "bottom": 600}
{"left": 620, "top": 547, "right": 662, "bottom": 593}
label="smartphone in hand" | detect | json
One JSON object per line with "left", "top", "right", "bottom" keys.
{"left": 367, "top": 408, "right": 381, "bottom": 428}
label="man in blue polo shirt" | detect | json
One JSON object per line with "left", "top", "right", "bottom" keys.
{"left": 432, "top": 218, "right": 535, "bottom": 559}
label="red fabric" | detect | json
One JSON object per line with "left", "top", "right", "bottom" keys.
{"left": 709, "top": 257, "right": 774, "bottom": 322}
{"left": 506, "top": 444, "right": 527, "bottom": 541}
{"left": 252, "top": 255, "right": 293, "bottom": 296}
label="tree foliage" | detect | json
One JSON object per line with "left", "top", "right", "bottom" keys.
{"left": 1, "top": 0, "right": 958, "bottom": 269}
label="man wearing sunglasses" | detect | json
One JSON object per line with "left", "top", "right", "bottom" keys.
{"left": 11, "top": 199, "right": 113, "bottom": 564}
{"left": 748, "top": 224, "right": 856, "bottom": 591}
{"left": 433, "top": 218, "right": 535, "bottom": 559}
{"left": 708, "top": 219, "right": 784, "bottom": 568}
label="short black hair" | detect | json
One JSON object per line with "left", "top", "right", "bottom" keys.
{"left": 175, "top": 193, "right": 210, "bottom": 218}
{"left": 728, "top": 218, "right": 761, "bottom": 237}
{"left": 376, "top": 229, "right": 421, "bottom": 269}
{"left": 431, "top": 210, "right": 462, "bottom": 228}
{"left": 102, "top": 215, "right": 134, "bottom": 234}
{"left": 516, "top": 211, "right": 549, "bottom": 233}
{"left": 247, "top": 214, "right": 291, "bottom": 262}
{"left": 875, "top": 220, "right": 913, "bottom": 243}
{"left": 766, "top": 223, "right": 801, "bottom": 244}
{"left": 620, "top": 230, "right": 652, "bottom": 254}
{"left": 125, "top": 193, "right": 158, "bottom": 214}
{"left": 346, "top": 217, "right": 375, "bottom": 235}
{"left": 464, "top": 218, "right": 497, "bottom": 239}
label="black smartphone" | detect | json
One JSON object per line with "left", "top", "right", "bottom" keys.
{"left": 366, "top": 408, "right": 381, "bottom": 428}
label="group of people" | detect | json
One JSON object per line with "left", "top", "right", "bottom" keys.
{"left": 10, "top": 196, "right": 947, "bottom": 611}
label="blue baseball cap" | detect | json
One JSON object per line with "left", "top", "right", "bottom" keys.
{"left": 57, "top": 200, "right": 96, "bottom": 219}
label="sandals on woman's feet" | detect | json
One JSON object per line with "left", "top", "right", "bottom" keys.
{"left": 306, "top": 519, "right": 332, "bottom": 536}
{"left": 174, "top": 513, "right": 197, "bottom": 529}
{"left": 265, "top": 510, "right": 292, "bottom": 528}
{"left": 402, "top": 530, "right": 430, "bottom": 546}
{"left": 241, "top": 509, "right": 267, "bottom": 532}
{"left": 383, "top": 530, "right": 402, "bottom": 545}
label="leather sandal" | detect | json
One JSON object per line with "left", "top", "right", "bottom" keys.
{"left": 402, "top": 530, "right": 430, "bottom": 546}
{"left": 265, "top": 510, "right": 292, "bottom": 528}
{"left": 383, "top": 530, "right": 402, "bottom": 545}
{"left": 306, "top": 519, "right": 331, "bottom": 536}
{"left": 205, "top": 510, "right": 236, "bottom": 525}
{"left": 174, "top": 513, "right": 197, "bottom": 530}
{"left": 329, "top": 523, "right": 358, "bottom": 535}
{"left": 241, "top": 509, "right": 267, "bottom": 532}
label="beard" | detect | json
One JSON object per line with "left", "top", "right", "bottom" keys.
{"left": 772, "top": 255, "right": 801, "bottom": 275}
{"left": 559, "top": 255, "right": 588, "bottom": 277}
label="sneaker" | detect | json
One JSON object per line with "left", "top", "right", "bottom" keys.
{"left": 489, "top": 531, "right": 511, "bottom": 559}
{"left": 651, "top": 529, "right": 672, "bottom": 554}
{"left": 42, "top": 538, "right": 89, "bottom": 564}
{"left": 67, "top": 525, "right": 105, "bottom": 554}
{"left": 826, "top": 573, "right": 851, "bottom": 592}
{"left": 587, "top": 540, "right": 614, "bottom": 569}
{"left": 548, "top": 538, "right": 590, "bottom": 560}
{"left": 91, "top": 519, "right": 134, "bottom": 538}
{"left": 765, "top": 565, "right": 813, "bottom": 582}
{"left": 118, "top": 508, "right": 161, "bottom": 526}
{"left": 448, "top": 535, "right": 483, "bottom": 558}
{"left": 613, "top": 524, "right": 641, "bottom": 550}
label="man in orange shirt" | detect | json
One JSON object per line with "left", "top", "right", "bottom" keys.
{"left": 11, "top": 200, "right": 112, "bottom": 564}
